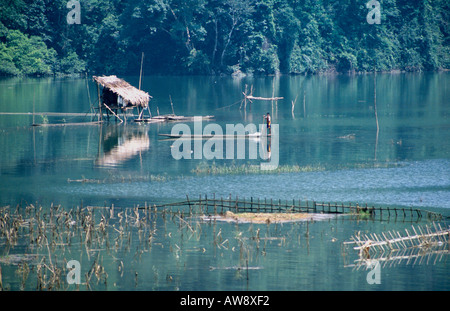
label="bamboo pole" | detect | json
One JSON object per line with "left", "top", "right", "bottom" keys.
{"left": 169, "top": 95, "right": 175, "bottom": 115}
{"left": 374, "top": 71, "right": 379, "bottom": 161}
{"left": 103, "top": 103, "right": 123, "bottom": 123}
{"left": 97, "top": 82, "right": 102, "bottom": 122}
{"left": 139, "top": 52, "right": 144, "bottom": 90}
{"left": 245, "top": 95, "right": 284, "bottom": 101}
{"left": 186, "top": 195, "right": 192, "bottom": 215}
{"left": 351, "top": 226, "right": 449, "bottom": 251}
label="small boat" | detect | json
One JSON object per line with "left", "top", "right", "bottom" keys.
{"left": 133, "top": 118, "right": 165, "bottom": 123}
{"left": 134, "top": 115, "right": 214, "bottom": 123}
{"left": 166, "top": 115, "right": 214, "bottom": 121}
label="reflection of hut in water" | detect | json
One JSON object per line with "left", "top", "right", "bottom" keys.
{"left": 96, "top": 127, "right": 150, "bottom": 167}
{"left": 93, "top": 75, "right": 152, "bottom": 121}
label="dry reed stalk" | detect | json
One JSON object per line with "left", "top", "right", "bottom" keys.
{"left": 0, "top": 265, "right": 3, "bottom": 291}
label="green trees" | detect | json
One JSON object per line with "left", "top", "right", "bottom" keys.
{"left": 0, "top": 28, "right": 56, "bottom": 75}
{"left": 0, "top": 0, "right": 448, "bottom": 76}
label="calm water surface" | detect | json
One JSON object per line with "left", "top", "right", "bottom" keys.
{"left": 0, "top": 73, "right": 449, "bottom": 291}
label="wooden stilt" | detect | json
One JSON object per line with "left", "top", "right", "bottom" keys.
{"left": 97, "top": 82, "right": 102, "bottom": 122}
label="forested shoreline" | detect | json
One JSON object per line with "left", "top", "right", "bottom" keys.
{"left": 0, "top": 0, "right": 448, "bottom": 76}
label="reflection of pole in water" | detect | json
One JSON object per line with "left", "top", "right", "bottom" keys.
{"left": 33, "top": 86, "right": 36, "bottom": 164}
{"left": 97, "top": 124, "right": 103, "bottom": 161}
{"left": 303, "top": 90, "right": 306, "bottom": 118}
{"left": 374, "top": 72, "right": 379, "bottom": 161}
{"left": 291, "top": 94, "right": 298, "bottom": 120}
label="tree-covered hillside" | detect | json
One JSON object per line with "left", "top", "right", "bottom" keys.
{"left": 0, "top": 0, "right": 448, "bottom": 76}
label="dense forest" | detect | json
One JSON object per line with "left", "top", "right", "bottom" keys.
{"left": 0, "top": 0, "right": 448, "bottom": 76}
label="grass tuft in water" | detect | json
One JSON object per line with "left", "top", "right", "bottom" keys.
{"left": 191, "top": 162, "right": 326, "bottom": 175}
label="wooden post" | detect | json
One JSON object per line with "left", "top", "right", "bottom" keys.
{"left": 97, "top": 82, "right": 102, "bottom": 122}
{"left": 374, "top": 71, "right": 379, "bottom": 161}
{"left": 103, "top": 103, "right": 123, "bottom": 123}
{"left": 139, "top": 52, "right": 144, "bottom": 90}
{"left": 244, "top": 84, "right": 248, "bottom": 110}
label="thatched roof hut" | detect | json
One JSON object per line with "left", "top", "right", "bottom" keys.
{"left": 93, "top": 75, "right": 151, "bottom": 109}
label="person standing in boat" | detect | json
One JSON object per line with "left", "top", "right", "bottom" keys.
{"left": 263, "top": 112, "right": 271, "bottom": 135}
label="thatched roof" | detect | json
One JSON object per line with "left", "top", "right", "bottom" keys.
{"left": 93, "top": 75, "right": 151, "bottom": 107}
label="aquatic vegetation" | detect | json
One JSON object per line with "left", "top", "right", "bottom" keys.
{"left": 190, "top": 161, "right": 407, "bottom": 176}
{"left": 0, "top": 199, "right": 328, "bottom": 291}
{"left": 67, "top": 173, "right": 173, "bottom": 184}
{"left": 0, "top": 203, "right": 155, "bottom": 290}
{"left": 191, "top": 162, "right": 326, "bottom": 175}
{"left": 0, "top": 198, "right": 446, "bottom": 291}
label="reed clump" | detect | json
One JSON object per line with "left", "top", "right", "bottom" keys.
{"left": 0, "top": 198, "right": 355, "bottom": 290}
{"left": 67, "top": 173, "right": 172, "bottom": 184}
{"left": 0, "top": 203, "right": 159, "bottom": 290}
{"left": 192, "top": 162, "right": 325, "bottom": 175}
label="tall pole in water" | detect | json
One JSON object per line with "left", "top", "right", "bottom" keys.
{"left": 374, "top": 70, "right": 379, "bottom": 160}
{"left": 97, "top": 82, "right": 102, "bottom": 122}
{"left": 139, "top": 52, "right": 144, "bottom": 90}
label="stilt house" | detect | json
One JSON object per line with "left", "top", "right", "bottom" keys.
{"left": 93, "top": 75, "right": 151, "bottom": 120}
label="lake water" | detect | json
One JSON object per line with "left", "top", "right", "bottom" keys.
{"left": 0, "top": 73, "right": 449, "bottom": 291}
